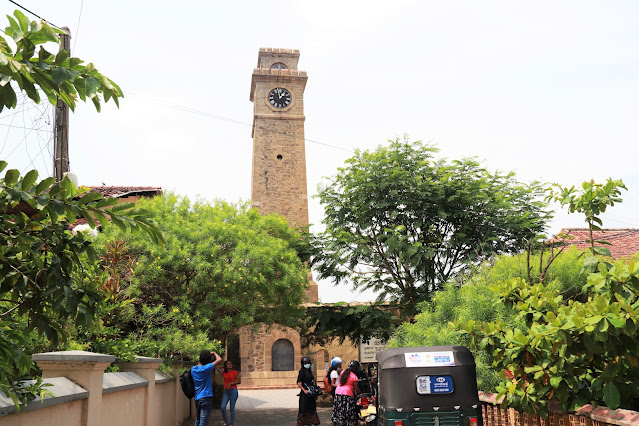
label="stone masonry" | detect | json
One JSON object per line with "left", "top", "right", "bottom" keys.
{"left": 237, "top": 48, "right": 319, "bottom": 388}
{"left": 250, "top": 49, "right": 310, "bottom": 230}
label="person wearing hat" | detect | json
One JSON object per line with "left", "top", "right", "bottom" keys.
{"left": 296, "top": 356, "right": 320, "bottom": 425}
{"left": 327, "top": 356, "right": 343, "bottom": 398}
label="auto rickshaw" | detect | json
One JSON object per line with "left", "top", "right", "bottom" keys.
{"left": 375, "top": 345, "right": 483, "bottom": 426}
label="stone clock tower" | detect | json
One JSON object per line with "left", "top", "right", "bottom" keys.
{"left": 250, "top": 48, "right": 309, "bottom": 229}
{"left": 236, "top": 49, "right": 354, "bottom": 387}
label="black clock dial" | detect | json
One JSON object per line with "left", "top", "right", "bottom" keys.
{"left": 268, "top": 88, "right": 292, "bottom": 108}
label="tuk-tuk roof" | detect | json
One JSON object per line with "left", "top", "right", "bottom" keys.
{"left": 377, "top": 345, "right": 476, "bottom": 369}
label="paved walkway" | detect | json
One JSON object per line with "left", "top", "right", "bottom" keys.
{"left": 206, "top": 389, "right": 333, "bottom": 426}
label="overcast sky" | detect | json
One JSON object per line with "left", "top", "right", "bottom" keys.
{"left": 2, "top": 0, "right": 638, "bottom": 302}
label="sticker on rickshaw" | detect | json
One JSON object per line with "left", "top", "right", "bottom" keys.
{"left": 404, "top": 351, "right": 455, "bottom": 367}
{"left": 415, "top": 375, "right": 454, "bottom": 394}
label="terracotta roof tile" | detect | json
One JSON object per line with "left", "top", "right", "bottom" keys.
{"left": 86, "top": 186, "right": 162, "bottom": 198}
{"left": 551, "top": 228, "right": 639, "bottom": 259}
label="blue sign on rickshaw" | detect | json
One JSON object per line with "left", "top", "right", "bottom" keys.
{"left": 415, "top": 375, "right": 454, "bottom": 394}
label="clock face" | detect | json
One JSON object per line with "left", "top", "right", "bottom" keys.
{"left": 268, "top": 88, "right": 292, "bottom": 108}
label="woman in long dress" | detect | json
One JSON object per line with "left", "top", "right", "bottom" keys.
{"left": 331, "top": 361, "right": 361, "bottom": 426}
{"left": 296, "top": 356, "right": 320, "bottom": 425}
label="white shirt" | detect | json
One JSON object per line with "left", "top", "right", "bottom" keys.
{"left": 330, "top": 369, "right": 339, "bottom": 386}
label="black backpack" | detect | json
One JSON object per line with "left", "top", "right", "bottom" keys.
{"left": 180, "top": 368, "right": 195, "bottom": 399}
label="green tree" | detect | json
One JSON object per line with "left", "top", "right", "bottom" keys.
{"left": 96, "top": 194, "right": 310, "bottom": 348}
{"left": 388, "top": 246, "right": 587, "bottom": 392}
{"left": 547, "top": 178, "right": 627, "bottom": 258}
{"left": 0, "top": 164, "right": 163, "bottom": 406}
{"left": 459, "top": 179, "right": 638, "bottom": 415}
{"left": 312, "top": 137, "right": 551, "bottom": 318}
{"left": 1, "top": 10, "right": 122, "bottom": 112}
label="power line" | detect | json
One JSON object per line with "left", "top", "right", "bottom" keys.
{"left": 0, "top": 123, "right": 52, "bottom": 133}
{"left": 125, "top": 91, "right": 354, "bottom": 154}
{"left": 7, "top": 0, "right": 63, "bottom": 30}
{"left": 72, "top": 0, "right": 84, "bottom": 55}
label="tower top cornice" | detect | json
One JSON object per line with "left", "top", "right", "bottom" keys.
{"left": 257, "top": 47, "right": 301, "bottom": 71}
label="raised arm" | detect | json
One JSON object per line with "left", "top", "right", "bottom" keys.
{"left": 212, "top": 352, "right": 223, "bottom": 367}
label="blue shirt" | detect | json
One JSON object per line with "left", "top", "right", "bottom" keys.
{"left": 191, "top": 362, "right": 216, "bottom": 400}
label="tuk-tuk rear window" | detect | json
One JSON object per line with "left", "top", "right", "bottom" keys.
{"left": 416, "top": 375, "right": 454, "bottom": 394}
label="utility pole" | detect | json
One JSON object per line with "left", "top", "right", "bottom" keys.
{"left": 53, "top": 27, "right": 71, "bottom": 182}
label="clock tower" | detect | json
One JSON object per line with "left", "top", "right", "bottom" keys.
{"left": 250, "top": 48, "right": 309, "bottom": 228}
{"left": 236, "top": 50, "right": 349, "bottom": 387}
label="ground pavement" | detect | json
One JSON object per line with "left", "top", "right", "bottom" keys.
{"left": 206, "top": 388, "right": 333, "bottom": 426}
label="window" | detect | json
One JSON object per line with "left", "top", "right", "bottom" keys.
{"left": 272, "top": 339, "right": 294, "bottom": 371}
{"left": 271, "top": 62, "right": 288, "bottom": 71}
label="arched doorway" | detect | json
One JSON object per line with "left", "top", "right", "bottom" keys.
{"left": 317, "top": 349, "right": 329, "bottom": 371}
{"left": 272, "top": 339, "right": 294, "bottom": 371}
{"left": 227, "top": 333, "right": 241, "bottom": 372}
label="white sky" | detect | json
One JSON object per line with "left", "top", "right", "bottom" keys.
{"left": 2, "top": 0, "right": 638, "bottom": 303}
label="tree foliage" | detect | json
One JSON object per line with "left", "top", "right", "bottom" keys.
{"left": 458, "top": 256, "right": 639, "bottom": 414}
{"left": 547, "top": 178, "right": 627, "bottom": 257}
{"left": 1, "top": 10, "right": 122, "bottom": 112}
{"left": 458, "top": 179, "right": 638, "bottom": 415}
{"left": 95, "top": 194, "right": 310, "bottom": 348}
{"left": 303, "top": 303, "right": 397, "bottom": 347}
{"left": 388, "top": 246, "right": 587, "bottom": 392}
{"left": 0, "top": 163, "right": 162, "bottom": 406}
{"left": 312, "top": 137, "right": 551, "bottom": 318}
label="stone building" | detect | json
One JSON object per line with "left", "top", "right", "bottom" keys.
{"left": 235, "top": 48, "right": 359, "bottom": 388}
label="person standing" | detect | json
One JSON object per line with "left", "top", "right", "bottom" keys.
{"left": 297, "top": 356, "right": 320, "bottom": 425}
{"left": 191, "top": 349, "right": 222, "bottom": 426}
{"left": 327, "top": 357, "right": 343, "bottom": 398}
{"left": 331, "top": 361, "right": 361, "bottom": 426}
{"left": 217, "top": 360, "right": 241, "bottom": 426}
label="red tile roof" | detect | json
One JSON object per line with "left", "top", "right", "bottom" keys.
{"left": 68, "top": 186, "right": 162, "bottom": 230}
{"left": 552, "top": 228, "right": 639, "bottom": 259}
{"left": 86, "top": 186, "right": 162, "bottom": 198}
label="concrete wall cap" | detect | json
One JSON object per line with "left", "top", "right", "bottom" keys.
{"left": 32, "top": 350, "right": 116, "bottom": 363}
{"left": 155, "top": 372, "right": 174, "bottom": 384}
{"left": 0, "top": 377, "right": 87, "bottom": 417}
{"left": 102, "top": 372, "right": 148, "bottom": 394}
{"left": 135, "top": 356, "right": 163, "bottom": 364}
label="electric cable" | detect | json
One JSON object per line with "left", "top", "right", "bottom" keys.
{"left": 125, "top": 91, "right": 354, "bottom": 154}
{"left": 72, "top": 0, "right": 84, "bottom": 55}
{"left": 7, "top": 0, "right": 63, "bottom": 30}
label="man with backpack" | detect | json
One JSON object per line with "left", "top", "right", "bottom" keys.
{"left": 191, "top": 349, "right": 222, "bottom": 426}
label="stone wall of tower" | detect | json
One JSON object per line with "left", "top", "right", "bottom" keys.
{"left": 251, "top": 117, "right": 309, "bottom": 228}
{"left": 250, "top": 58, "right": 315, "bottom": 299}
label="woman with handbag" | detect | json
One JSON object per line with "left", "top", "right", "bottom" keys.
{"left": 296, "top": 356, "right": 320, "bottom": 425}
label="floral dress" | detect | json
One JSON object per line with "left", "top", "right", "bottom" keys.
{"left": 331, "top": 370, "right": 358, "bottom": 426}
{"left": 297, "top": 368, "right": 320, "bottom": 425}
